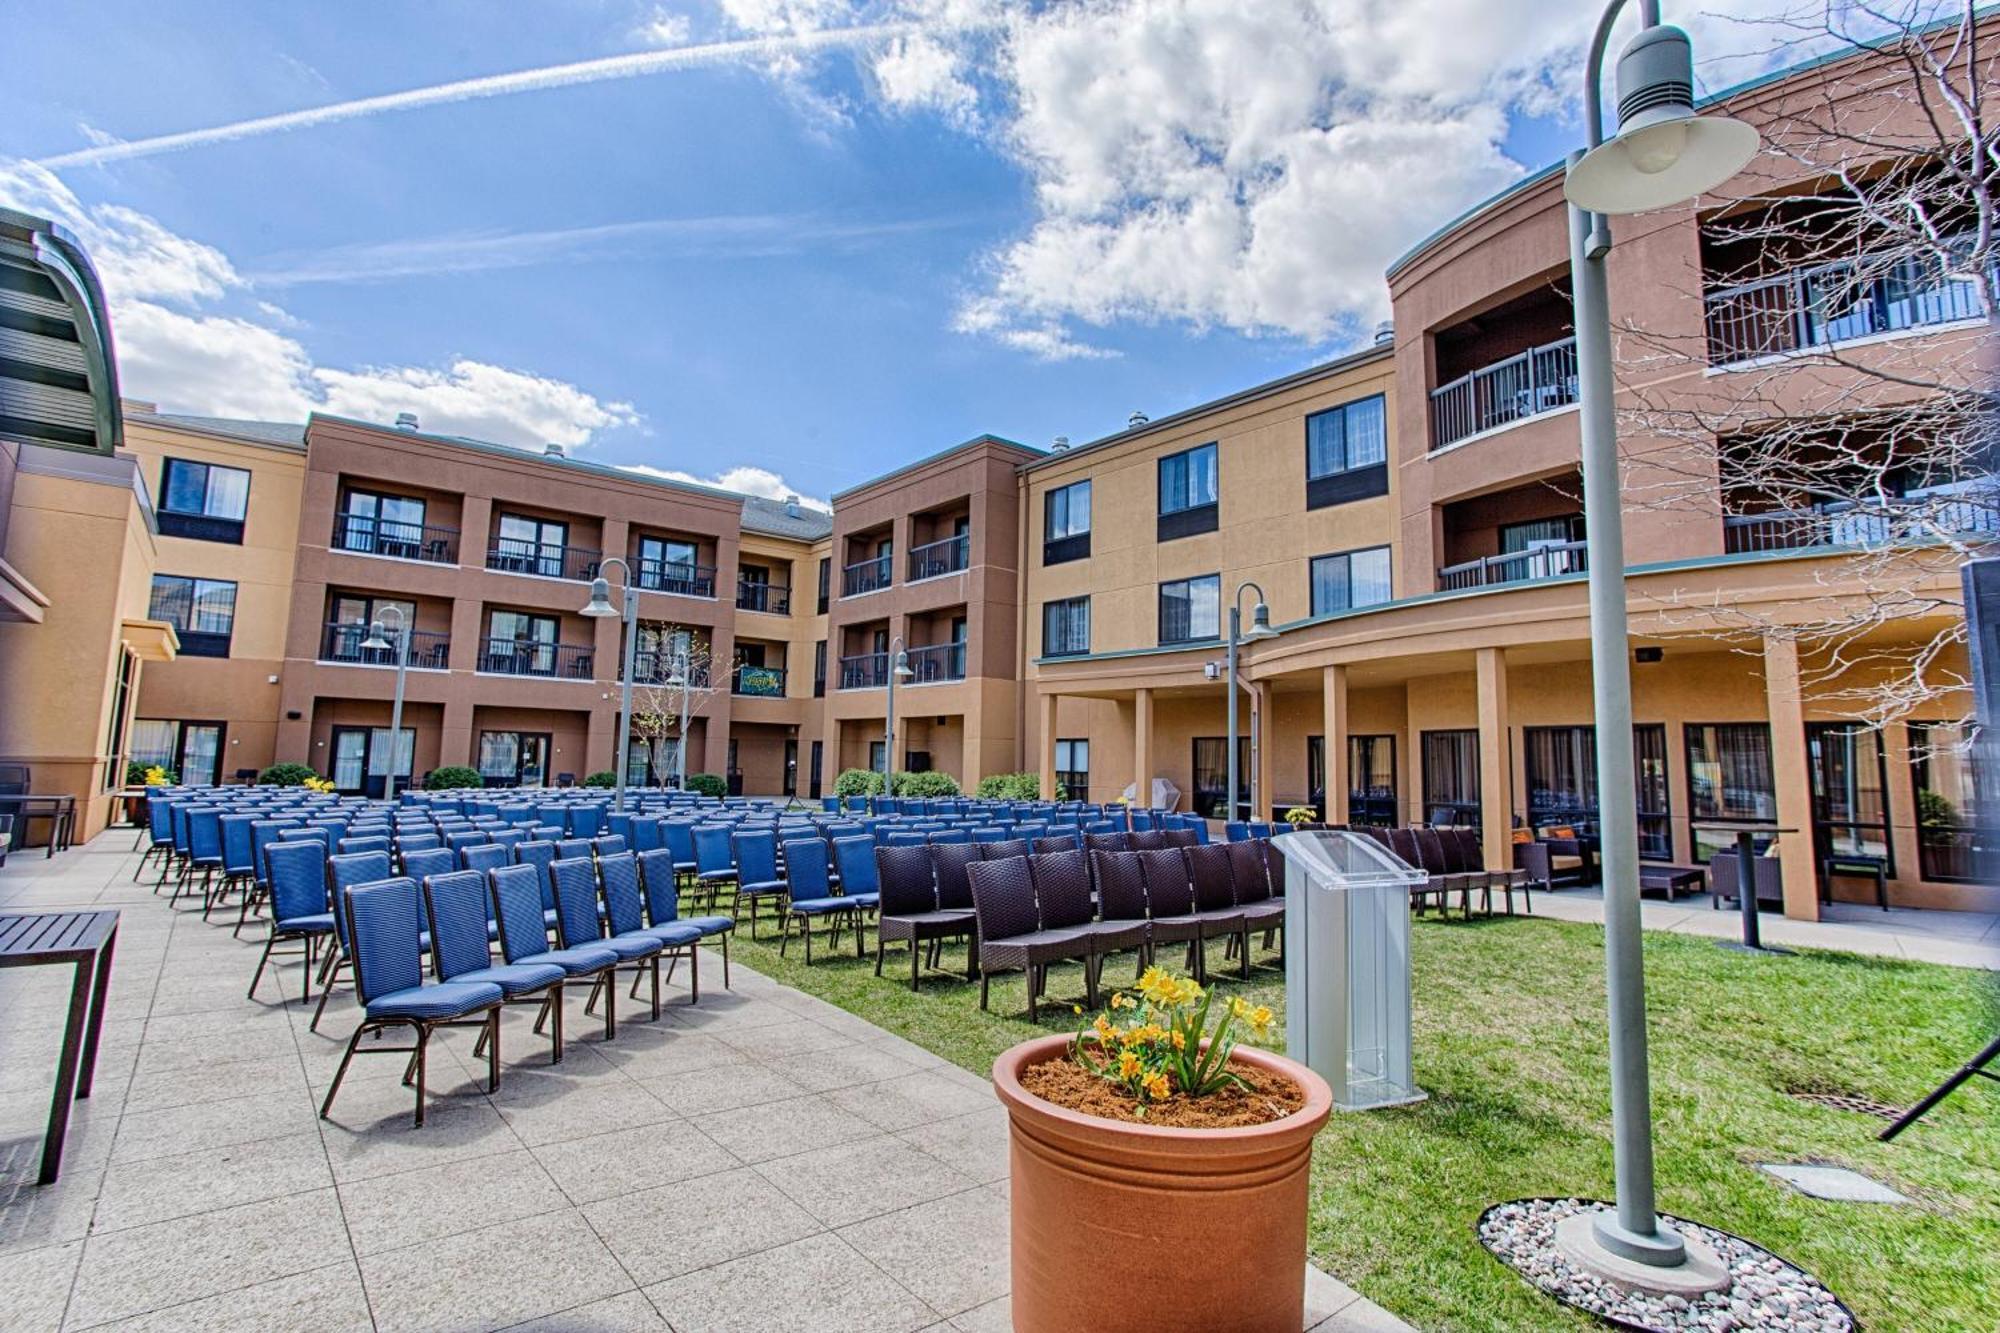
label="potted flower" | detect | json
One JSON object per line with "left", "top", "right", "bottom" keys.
{"left": 1284, "top": 805, "right": 1317, "bottom": 829}
{"left": 992, "top": 969, "right": 1332, "bottom": 1332}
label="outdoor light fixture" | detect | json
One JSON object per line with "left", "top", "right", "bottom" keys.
{"left": 884, "top": 638, "right": 914, "bottom": 784}
{"left": 359, "top": 621, "right": 391, "bottom": 651}
{"left": 363, "top": 608, "right": 410, "bottom": 803}
{"left": 1226, "top": 582, "right": 1278, "bottom": 822}
{"left": 579, "top": 561, "right": 641, "bottom": 810}
{"left": 579, "top": 577, "right": 618, "bottom": 619}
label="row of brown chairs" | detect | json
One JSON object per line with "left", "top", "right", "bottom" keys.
{"left": 1357, "top": 825, "right": 1531, "bottom": 917}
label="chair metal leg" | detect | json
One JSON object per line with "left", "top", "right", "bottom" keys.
{"left": 548, "top": 982, "right": 564, "bottom": 1062}
{"left": 319, "top": 1024, "right": 367, "bottom": 1119}
{"left": 248, "top": 934, "right": 279, "bottom": 1000}
{"left": 485, "top": 1009, "right": 500, "bottom": 1092}
{"left": 719, "top": 933, "right": 730, "bottom": 989}
{"left": 412, "top": 1027, "right": 429, "bottom": 1127}
{"left": 309, "top": 956, "right": 343, "bottom": 1033}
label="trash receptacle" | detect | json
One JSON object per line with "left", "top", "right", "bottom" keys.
{"left": 1272, "top": 830, "right": 1428, "bottom": 1111}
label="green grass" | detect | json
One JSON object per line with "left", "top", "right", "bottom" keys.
{"left": 724, "top": 909, "right": 1999, "bottom": 1332}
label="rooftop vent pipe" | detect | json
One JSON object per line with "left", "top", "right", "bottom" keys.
{"left": 543, "top": 442, "right": 564, "bottom": 459}
{"left": 1374, "top": 320, "right": 1395, "bottom": 345}
{"left": 1051, "top": 435, "right": 1070, "bottom": 451}
{"left": 1127, "top": 410, "right": 1149, "bottom": 428}
{"left": 785, "top": 494, "right": 802, "bottom": 518}
{"left": 394, "top": 412, "right": 419, "bottom": 431}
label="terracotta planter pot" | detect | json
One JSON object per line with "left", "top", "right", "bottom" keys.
{"left": 992, "top": 1034, "right": 1334, "bottom": 1333}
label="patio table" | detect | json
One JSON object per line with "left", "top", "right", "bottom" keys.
{"left": 1693, "top": 822, "right": 1797, "bottom": 953}
{"left": 0, "top": 794, "right": 77, "bottom": 857}
{"left": 1637, "top": 865, "right": 1705, "bottom": 901}
{"left": 0, "top": 911, "right": 119, "bottom": 1183}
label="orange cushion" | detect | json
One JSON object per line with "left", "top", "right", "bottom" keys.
{"left": 1549, "top": 826, "right": 1576, "bottom": 840}
{"left": 1511, "top": 829, "right": 1533, "bottom": 845}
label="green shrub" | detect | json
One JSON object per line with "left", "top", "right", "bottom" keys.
{"left": 1917, "top": 787, "right": 1958, "bottom": 831}
{"left": 424, "top": 766, "right": 485, "bottom": 791}
{"left": 975, "top": 771, "right": 1044, "bottom": 800}
{"left": 890, "top": 770, "right": 960, "bottom": 797}
{"left": 581, "top": 770, "right": 618, "bottom": 789}
{"left": 684, "top": 772, "right": 727, "bottom": 798}
{"left": 258, "top": 762, "right": 318, "bottom": 787}
{"left": 833, "top": 767, "right": 886, "bottom": 797}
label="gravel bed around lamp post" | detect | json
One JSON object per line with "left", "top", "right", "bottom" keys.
{"left": 1478, "top": 1199, "right": 1856, "bottom": 1333}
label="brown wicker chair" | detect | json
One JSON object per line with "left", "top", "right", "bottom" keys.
{"left": 1033, "top": 849, "right": 1145, "bottom": 985}
{"left": 873, "top": 845, "right": 975, "bottom": 990}
{"left": 981, "top": 838, "right": 1032, "bottom": 861}
{"left": 1135, "top": 848, "right": 1218, "bottom": 982}
{"left": 1091, "top": 850, "right": 1156, "bottom": 980}
{"left": 1414, "top": 827, "right": 1485, "bottom": 916}
{"left": 1033, "top": 834, "right": 1080, "bottom": 854}
{"left": 967, "top": 856, "right": 1093, "bottom": 1021}
{"left": 1447, "top": 827, "right": 1531, "bottom": 914}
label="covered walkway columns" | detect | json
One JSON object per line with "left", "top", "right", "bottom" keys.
{"left": 1762, "top": 637, "right": 1822, "bottom": 921}
{"left": 1038, "top": 691, "right": 1058, "bottom": 800}
{"left": 1476, "top": 647, "right": 1512, "bottom": 873}
{"left": 1133, "top": 687, "right": 1154, "bottom": 807}
{"left": 1323, "top": 665, "right": 1349, "bottom": 825}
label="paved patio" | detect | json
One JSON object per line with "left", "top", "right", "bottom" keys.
{"left": 0, "top": 833, "right": 1404, "bottom": 1332}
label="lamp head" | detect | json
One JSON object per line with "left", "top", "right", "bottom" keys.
{"left": 579, "top": 577, "right": 618, "bottom": 617}
{"left": 892, "top": 648, "right": 914, "bottom": 679}
{"left": 1242, "top": 600, "right": 1279, "bottom": 644}
{"left": 1565, "top": 25, "right": 1758, "bottom": 215}
{"left": 359, "top": 620, "right": 392, "bottom": 651}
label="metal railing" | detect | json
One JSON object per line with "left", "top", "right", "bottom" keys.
{"left": 1723, "top": 490, "right": 2000, "bottom": 554}
{"left": 486, "top": 538, "right": 601, "bottom": 582}
{"left": 1437, "top": 539, "right": 1590, "bottom": 591}
{"left": 734, "top": 665, "right": 788, "bottom": 697}
{"left": 839, "top": 651, "right": 890, "bottom": 689}
{"left": 476, "top": 637, "right": 596, "bottom": 679}
{"left": 1918, "top": 825, "right": 1999, "bottom": 883}
{"left": 1429, "top": 335, "right": 1578, "bottom": 450}
{"left": 904, "top": 641, "right": 967, "bottom": 683}
{"left": 331, "top": 513, "right": 460, "bottom": 564}
{"left": 843, "top": 553, "right": 893, "bottom": 597}
{"left": 635, "top": 558, "right": 716, "bottom": 598}
{"left": 1704, "top": 240, "right": 1993, "bottom": 366}
{"left": 908, "top": 533, "right": 970, "bottom": 581}
{"left": 735, "top": 580, "right": 791, "bottom": 614}
{"left": 627, "top": 652, "right": 710, "bottom": 688}
{"left": 319, "top": 622, "right": 451, "bottom": 669}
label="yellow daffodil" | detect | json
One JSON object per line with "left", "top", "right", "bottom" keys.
{"left": 1170, "top": 1029, "right": 1186, "bottom": 1051}
{"left": 1117, "top": 1050, "right": 1141, "bottom": 1079}
{"left": 1143, "top": 1072, "right": 1172, "bottom": 1101}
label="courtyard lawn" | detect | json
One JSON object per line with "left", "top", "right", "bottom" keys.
{"left": 726, "top": 911, "right": 1999, "bottom": 1332}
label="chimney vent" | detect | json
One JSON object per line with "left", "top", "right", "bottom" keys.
{"left": 785, "top": 494, "right": 801, "bottom": 518}
{"left": 1051, "top": 435, "right": 1070, "bottom": 452}
{"left": 1373, "top": 319, "right": 1395, "bottom": 346}
{"left": 394, "top": 412, "right": 419, "bottom": 431}
{"left": 543, "top": 442, "right": 564, "bottom": 459}
{"left": 1127, "top": 410, "right": 1149, "bottom": 428}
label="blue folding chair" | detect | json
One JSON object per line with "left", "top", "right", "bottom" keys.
{"left": 250, "top": 840, "right": 334, "bottom": 1005}
{"left": 135, "top": 795, "right": 179, "bottom": 881}
{"left": 179, "top": 808, "right": 225, "bottom": 907}
{"left": 321, "top": 878, "right": 503, "bottom": 1128}
{"left": 424, "top": 869, "right": 566, "bottom": 1064}
{"left": 461, "top": 843, "right": 509, "bottom": 876}
{"left": 602, "top": 853, "right": 702, "bottom": 1003}
{"left": 555, "top": 837, "right": 594, "bottom": 862}
{"left": 569, "top": 805, "right": 605, "bottom": 839}
{"left": 778, "top": 837, "right": 863, "bottom": 962}
{"left": 312, "top": 849, "right": 396, "bottom": 1031}
{"left": 216, "top": 813, "right": 259, "bottom": 914}
{"left": 551, "top": 857, "right": 665, "bottom": 1021}
{"left": 636, "top": 848, "right": 733, "bottom": 989}
{"left": 691, "top": 825, "right": 737, "bottom": 915}
{"left": 732, "top": 830, "right": 787, "bottom": 939}
{"left": 489, "top": 864, "right": 619, "bottom": 1042}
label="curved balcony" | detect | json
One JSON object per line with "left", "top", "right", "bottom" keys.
{"left": 1429, "top": 336, "right": 1578, "bottom": 451}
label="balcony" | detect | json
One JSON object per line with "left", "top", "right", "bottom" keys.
{"left": 1723, "top": 490, "right": 2000, "bottom": 555}
{"left": 476, "top": 637, "right": 596, "bottom": 679}
{"left": 1430, "top": 336, "right": 1578, "bottom": 451}
{"left": 1437, "top": 540, "right": 1589, "bottom": 591}
{"left": 319, "top": 622, "right": 451, "bottom": 669}
{"left": 628, "top": 651, "right": 710, "bottom": 688}
{"left": 634, "top": 558, "right": 716, "bottom": 599}
{"left": 486, "top": 537, "right": 601, "bottom": 582}
{"left": 1704, "top": 240, "right": 1992, "bottom": 367}
{"left": 331, "top": 513, "right": 460, "bottom": 565}
{"left": 736, "top": 580, "right": 791, "bottom": 614}
{"left": 904, "top": 641, "right": 967, "bottom": 683}
{"left": 839, "top": 651, "right": 890, "bottom": 689}
{"left": 908, "top": 534, "right": 969, "bottom": 582}
{"left": 734, "top": 664, "right": 788, "bottom": 697}
{"left": 843, "top": 553, "right": 893, "bottom": 598}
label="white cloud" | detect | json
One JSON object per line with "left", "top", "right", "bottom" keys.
{"left": 635, "top": 6, "right": 693, "bottom": 46}
{"left": 619, "top": 462, "right": 831, "bottom": 511}
{"left": 871, "top": 33, "right": 976, "bottom": 126}
{"left": 0, "top": 157, "right": 639, "bottom": 448}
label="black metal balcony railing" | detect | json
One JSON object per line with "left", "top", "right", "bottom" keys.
{"left": 1704, "top": 240, "right": 1993, "bottom": 367}
{"left": 636, "top": 559, "right": 717, "bottom": 598}
{"left": 477, "top": 637, "right": 595, "bottom": 679}
{"left": 904, "top": 641, "right": 967, "bottom": 683}
{"left": 839, "top": 651, "right": 890, "bottom": 689}
{"left": 1437, "top": 539, "right": 1589, "bottom": 591}
{"left": 1429, "top": 335, "right": 1579, "bottom": 451}
{"left": 734, "top": 664, "right": 788, "bottom": 697}
{"left": 320, "top": 622, "right": 451, "bottom": 669}
{"left": 736, "top": 580, "right": 791, "bottom": 614}
{"left": 332, "top": 513, "right": 460, "bottom": 564}
{"left": 843, "top": 553, "right": 893, "bottom": 597}
{"left": 1723, "top": 489, "right": 2000, "bottom": 555}
{"left": 627, "top": 651, "right": 710, "bottom": 688}
{"left": 486, "top": 538, "right": 601, "bottom": 582}
{"left": 908, "top": 533, "right": 970, "bottom": 581}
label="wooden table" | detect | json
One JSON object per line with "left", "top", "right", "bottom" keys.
{"left": 0, "top": 912, "right": 119, "bottom": 1183}
{"left": 0, "top": 794, "right": 78, "bottom": 858}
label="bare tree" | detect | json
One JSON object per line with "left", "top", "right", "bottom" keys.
{"left": 1620, "top": 1, "right": 1998, "bottom": 730}
{"left": 627, "top": 624, "right": 731, "bottom": 786}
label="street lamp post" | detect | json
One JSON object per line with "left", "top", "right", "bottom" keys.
{"left": 1553, "top": 0, "right": 1758, "bottom": 1282}
{"left": 580, "top": 558, "right": 642, "bottom": 812}
{"left": 359, "top": 607, "right": 411, "bottom": 804}
{"left": 884, "top": 635, "right": 913, "bottom": 792}
{"left": 667, "top": 639, "right": 692, "bottom": 792}
{"left": 1226, "top": 582, "right": 1279, "bottom": 823}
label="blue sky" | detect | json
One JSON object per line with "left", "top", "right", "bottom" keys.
{"left": 0, "top": 0, "right": 1791, "bottom": 502}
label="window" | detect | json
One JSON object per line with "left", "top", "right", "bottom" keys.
{"left": 483, "top": 610, "right": 562, "bottom": 676}
{"left": 1309, "top": 547, "right": 1392, "bottom": 616}
{"left": 1191, "top": 736, "right": 1250, "bottom": 820}
{"left": 1807, "top": 722, "right": 1894, "bottom": 880}
{"left": 478, "top": 732, "right": 552, "bottom": 787}
{"left": 1350, "top": 735, "right": 1398, "bottom": 826}
{"left": 1157, "top": 575, "right": 1220, "bottom": 645}
{"left": 104, "top": 648, "right": 136, "bottom": 790}
{"left": 813, "top": 640, "right": 827, "bottom": 697}
{"left": 1684, "top": 723, "right": 1776, "bottom": 861}
{"left": 1520, "top": 724, "right": 1671, "bottom": 859}
{"left": 1305, "top": 395, "right": 1388, "bottom": 508}
{"left": 329, "top": 726, "right": 413, "bottom": 795}
{"left": 496, "top": 514, "right": 569, "bottom": 577}
{"left": 130, "top": 720, "right": 225, "bottom": 787}
{"left": 1421, "top": 729, "right": 1480, "bottom": 828}
{"left": 1043, "top": 596, "right": 1091, "bottom": 657}
{"left": 336, "top": 489, "right": 428, "bottom": 557}
{"left": 639, "top": 535, "right": 704, "bottom": 595}
{"left": 869, "top": 740, "right": 888, "bottom": 774}
{"left": 1044, "top": 481, "right": 1092, "bottom": 564}
{"left": 158, "top": 458, "right": 249, "bottom": 542}
{"left": 1054, "top": 739, "right": 1089, "bottom": 801}
{"left": 1907, "top": 721, "right": 1990, "bottom": 882}
{"left": 1498, "top": 515, "right": 1586, "bottom": 581}
{"left": 817, "top": 558, "right": 831, "bottom": 614}
{"left": 1634, "top": 724, "right": 1672, "bottom": 860}
{"left": 1157, "top": 444, "right": 1219, "bottom": 539}
{"left": 148, "top": 575, "right": 237, "bottom": 657}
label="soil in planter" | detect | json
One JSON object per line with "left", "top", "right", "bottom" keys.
{"left": 1021, "top": 1055, "right": 1304, "bottom": 1127}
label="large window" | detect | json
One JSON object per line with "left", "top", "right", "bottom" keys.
{"left": 1309, "top": 546, "right": 1392, "bottom": 616}
{"left": 148, "top": 575, "right": 237, "bottom": 657}
{"left": 1307, "top": 733, "right": 1399, "bottom": 825}
{"left": 638, "top": 535, "right": 705, "bottom": 596}
{"left": 336, "top": 489, "right": 428, "bottom": 557}
{"left": 1043, "top": 596, "right": 1091, "bottom": 657}
{"left": 129, "top": 720, "right": 226, "bottom": 787}
{"left": 1684, "top": 722, "right": 1776, "bottom": 861}
{"left": 1521, "top": 724, "right": 1672, "bottom": 858}
{"left": 1907, "top": 720, "right": 1993, "bottom": 882}
{"left": 1305, "top": 395, "right": 1388, "bottom": 508}
{"left": 104, "top": 648, "right": 136, "bottom": 791}
{"left": 495, "top": 513, "right": 569, "bottom": 577}
{"left": 1192, "top": 736, "right": 1251, "bottom": 820}
{"left": 1157, "top": 443, "right": 1219, "bottom": 540}
{"left": 330, "top": 726, "right": 414, "bottom": 796}
{"left": 1807, "top": 722, "right": 1894, "bottom": 879}
{"left": 1158, "top": 575, "right": 1220, "bottom": 645}
{"left": 1421, "top": 729, "right": 1480, "bottom": 828}
{"left": 158, "top": 458, "right": 250, "bottom": 542}
{"left": 817, "top": 557, "right": 831, "bottom": 614}
{"left": 1044, "top": 481, "right": 1092, "bottom": 564}
{"left": 1055, "top": 739, "right": 1089, "bottom": 801}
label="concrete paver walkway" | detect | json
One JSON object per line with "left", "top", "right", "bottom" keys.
{"left": 0, "top": 833, "right": 1403, "bottom": 1332}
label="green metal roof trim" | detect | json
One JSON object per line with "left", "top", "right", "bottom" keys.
{"left": 829, "top": 432, "right": 1041, "bottom": 503}
{"left": 0, "top": 206, "right": 123, "bottom": 456}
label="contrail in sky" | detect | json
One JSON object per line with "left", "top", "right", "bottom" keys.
{"left": 40, "top": 22, "right": 919, "bottom": 168}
